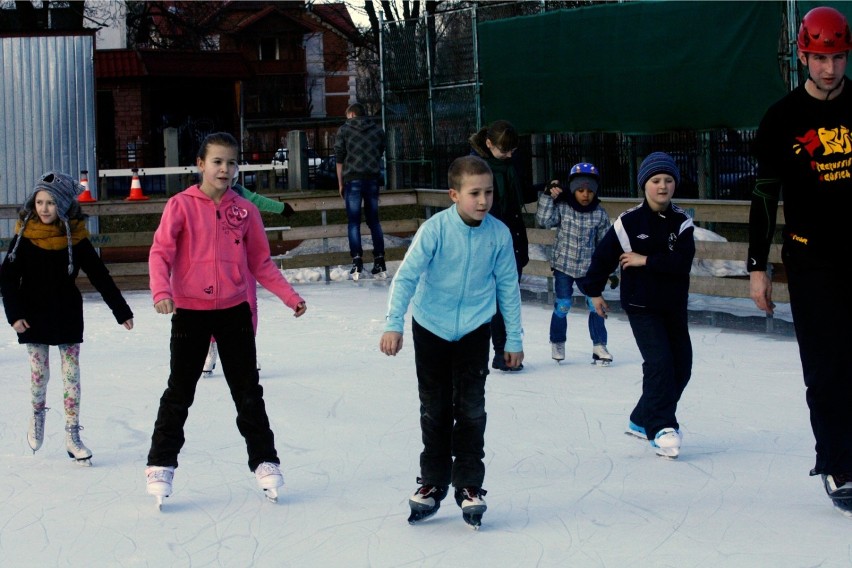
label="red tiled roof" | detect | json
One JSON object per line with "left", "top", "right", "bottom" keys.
{"left": 312, "top": 3, "right": 359, "bottom": 38}
{"left": 96, "top": 49, "right": 253, "bottom": 79}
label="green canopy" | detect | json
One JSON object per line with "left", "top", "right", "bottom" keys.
{"left": 478, "top": 1, "right": 789, "bottom": 134}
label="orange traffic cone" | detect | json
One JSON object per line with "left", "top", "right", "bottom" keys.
{"left": 126, "top": 169, "right": 150, "bottom": 201}
{"left": 77, "top": 170, "right": 97, "bottom": 203}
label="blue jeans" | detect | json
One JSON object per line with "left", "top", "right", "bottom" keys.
{"left": 343, "top": 178, "right": 384, "bottom": 259}
{"left": 549, "top": 270, "right": 607, "bottom": 346}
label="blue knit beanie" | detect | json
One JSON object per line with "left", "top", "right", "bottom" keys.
{"left": 637, "top": 152, "right": 680, "bottom": 190}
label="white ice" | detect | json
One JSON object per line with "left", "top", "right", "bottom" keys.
{"left": 0, "top": 233, "right": 838, "bottom": 567}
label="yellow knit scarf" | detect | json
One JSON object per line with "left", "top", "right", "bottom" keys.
{"left": 16, "top": 218, "right": 89, "bottom": 250}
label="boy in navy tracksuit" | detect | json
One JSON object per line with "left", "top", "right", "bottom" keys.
{"left": 580, "top": 152, "right": 695, "bottom": 459}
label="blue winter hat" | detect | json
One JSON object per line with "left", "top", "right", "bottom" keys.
{"left": 637, "top": 152, "right": 680, "bottom": 190}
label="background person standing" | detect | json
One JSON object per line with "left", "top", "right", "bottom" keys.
{"left": 335, "top": 103, "right": 387, "bottom": 281}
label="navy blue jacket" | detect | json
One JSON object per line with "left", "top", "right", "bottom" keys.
{"left": 579, "top": 200, "right": 695, "bottom": 313}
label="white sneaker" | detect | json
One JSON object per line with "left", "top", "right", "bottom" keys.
{"left": 551, "top": 342, "right": 565, "bottom": 361}
{"left": 255, "top": 462, "right": 284, "bottom": 490}
{"left": 203, "top": 342, "right": 218, "bottom": 375}
{"left": 146, "top": 466, "right": 175, "bottom": 497}
{"left": 592, "top": 344, "right": 613, "bottom": 365}
{"left": 651, "top": 428, "right": 682, "bottom": 459}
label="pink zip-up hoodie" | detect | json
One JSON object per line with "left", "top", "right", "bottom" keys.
{"left": 149, "top": 185, "right": 304, "bottom": 311}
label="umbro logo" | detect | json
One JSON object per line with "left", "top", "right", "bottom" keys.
{"left": 637, "top": 234, "right": 649, "bottom": 239}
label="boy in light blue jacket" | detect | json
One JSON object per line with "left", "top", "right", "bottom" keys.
{"left": 379, "top": 155, "right": 524, "bottom": 529}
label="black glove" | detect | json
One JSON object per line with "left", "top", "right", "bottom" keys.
{"left": 281, "top": 203, "right": 295, "bottom": 218}
{"left": 608, "top": 274, "right": 619, "bottom": 289}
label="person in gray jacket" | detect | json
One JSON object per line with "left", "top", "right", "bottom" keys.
{"left": 335, "top": 102, "right": 386, "bottom": 280}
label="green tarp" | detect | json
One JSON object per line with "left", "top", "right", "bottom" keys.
{"left": 478, "top": 1, "right": 789, "bottom": 134}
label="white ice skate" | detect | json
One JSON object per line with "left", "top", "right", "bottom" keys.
{"left": 255, "top": 462, "right": 284, "bottom": 503}
{"left": 651, "top": 428, "right": 681, "bottom": 459}
{"left": 551, "top": 342, "right": 565, "bottom": 362}
{"left": 65, "top": 425, "right": 92, "bottom": 466}
{"left": 203, "top": 342, "right": 218, "bottom": 376}
{"left": 146, "top": 466, "right": 175, "bottom": 510}
{"left": 27, "top": 408, "right": 48, "bottom": 453}
{"left": 592, "top": 344, "right": 613, "bottom": 366}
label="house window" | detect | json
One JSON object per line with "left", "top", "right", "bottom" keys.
{"left": 259, "top": 38, "right": 279, "bottom": 61}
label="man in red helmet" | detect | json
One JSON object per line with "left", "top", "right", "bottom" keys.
{"left": 748, "top": 5, "right": 852, "bottom": 516}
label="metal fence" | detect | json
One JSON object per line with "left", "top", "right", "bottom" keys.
{"left": 380, "top": 2, "right": 760, "bottom": 198}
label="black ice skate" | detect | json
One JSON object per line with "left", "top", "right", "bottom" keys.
{"left": 408, "top": 478, "right": 448, "bottom": 524}
{"left": 455, "top": 486, "right": 487, "bottom": 529}
{"left": 349, "top": 256, "right": 364, "bottom": 281}
{"left": 370, "top": 255, "right": 387, "bottom": 280}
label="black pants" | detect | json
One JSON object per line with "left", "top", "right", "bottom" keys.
{"left": 413, "top": 319, "right": 490, "bottom": 488}
{"left": 787, "top": 264, "right": 852, "bottom": 476}
{"left": 627, "top": 309, "right": 693, "bottom": 440}
{"left": 491, "top": 260, "right": 523, "bottom": 354}
{"left": 147, "top": 302, "right": 279, "bottom": 471}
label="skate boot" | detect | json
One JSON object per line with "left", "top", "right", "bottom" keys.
{"left": 203, "top": 341, "right": 218, "bottom": 376}
{"left": 625, "top": 420, "right": 647, "bottom": 440}
{"left": 65, "top": 424, "right": 92, "bottom": 466}
{"left": 455, "top": 487, "right": 487, "bottom": 529}
{"left": 592, "top": 344, "right": 613, "bottom": 366}
{"left": 407, "top": 478, "right": 448, "bottom": 524}
{"left": 349, "top": 256, "right": 364, "bottom": 281}
{"left": 27, "top": 408, "right": 48, "bottom": 453}
{"left": 551, "top": 342, "right": 565, "bottom": 362}
{"left": 823, "top": 474, "right": 852, "bottom": 517}
{"left": 650, "top": 427, "right": 681, "bottom": 459}
{"left": 254, "top": 462, "right": 284, "bottom": 503}
{"left": 146, "top": 465, "right": 175, "bottom": 510}
{"left": 370, "top": 255, "right": 387, "bottom": 279}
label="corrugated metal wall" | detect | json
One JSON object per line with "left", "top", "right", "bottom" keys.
{"left": 0, "top": 33, "right": 96, "bottom": 238}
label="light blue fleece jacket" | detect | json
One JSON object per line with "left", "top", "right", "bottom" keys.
{"left": 385, "top": 204, "right": 523, "bottom": 353}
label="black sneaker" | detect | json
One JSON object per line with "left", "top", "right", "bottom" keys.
{"left": 408, "top": 478, "right": 448, "bottom": 524}
{"left": 371, "top": 256, "right": 387, "bottom": 278}
{"left": 349, "top": 256, "right": 363, "bottom": 280}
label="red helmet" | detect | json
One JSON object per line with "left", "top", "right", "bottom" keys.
{"left": 798, "top": 6, "right": 852, "bottom": 54}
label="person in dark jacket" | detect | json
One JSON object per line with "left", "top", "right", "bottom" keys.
{"left": 1, "top": 171, "right": 134, "bottom": 466}
{"left": 335, "top": 102, "right": 387, "bottom": 280}
{"left": 747, "top": 6, "right": 852, "bottom": 515}
{"left": 469, "top": 120, "right": 538, "bottom": 371}
{"left": 579, "top": 152, "right": 695, "bottom": 459}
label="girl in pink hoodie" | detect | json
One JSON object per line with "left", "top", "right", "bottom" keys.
{"left": 144, "top": 132, "right": 307, "bottom": 508}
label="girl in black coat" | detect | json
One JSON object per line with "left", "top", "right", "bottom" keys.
{"left": 1, "top": 172, "right": 134, "bottom": 465}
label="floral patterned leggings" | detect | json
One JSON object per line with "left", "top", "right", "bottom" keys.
{"left": 27, "top": 343, "right": 81, "bottom": 427}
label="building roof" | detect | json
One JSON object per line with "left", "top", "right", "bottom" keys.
{"left": 95, "top": 49, "right": 253, "bottom": 79}
{"left": 311, "top": 3, "right": 359, "bottom": 39}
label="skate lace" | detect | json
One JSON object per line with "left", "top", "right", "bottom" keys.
{"left": 147, "top": 468, "right": 174, "bottom": 483}
{"left": 255, "top": 462, "right": 281, "bottom": 478}
{"left": 32, "top": 408, "right": 48, "bottom": 439}
{"left": 65, "top": 424, "right": 85, "bottom": 448}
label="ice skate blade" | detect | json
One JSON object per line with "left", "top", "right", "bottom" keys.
{"left": 71, "top": 457, "right": 93, "bottom": 467}
{"left": 832, "top": 498, "right": 852, "bottom": 518}
{"left": 372, "top": 272, "right": 388, "bottom": 280}
{"left": 408, "top": 506, "right": 440, "bottom": 524}
{"left": 264, "top": 488, "right": 279, "bottom": 503}
{"left": 625, "top": 429, "right": 646, "bottom": 440}
{"left": 155, "top": 495, "right": 165, "bottom": 510}
{"left": 463, "top": 512, "right": 483, "bottom": 529}
{"left": 654, "top": 448, "right": 679, "bottom": 459}
{"left": 591, "top": 359, "right": 612, "bottom": 367}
